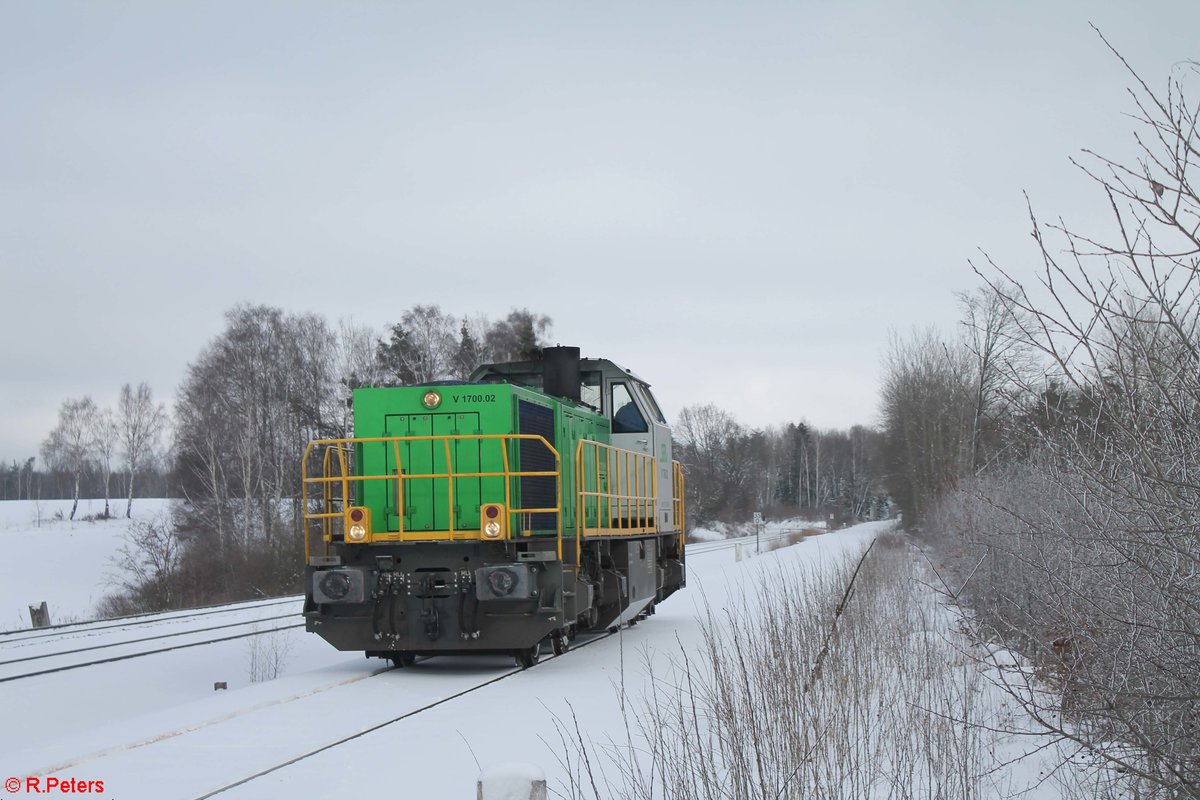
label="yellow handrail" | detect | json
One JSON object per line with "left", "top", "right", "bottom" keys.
{"left": 301, "top": 433, "right": 685, "bottom": 570}
{"left": 673, "top": 460, "right": 685, "bottom": 555}
{"left": 573, "top": 439, "right": 659, "bottom": 548}
{"left": 301, "top": 434, "right": 561, "bottom": 556}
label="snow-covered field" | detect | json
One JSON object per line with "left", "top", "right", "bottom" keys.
{"left": 0, "top": 514, "right": 1090, "bottom": 799}
{"left": 0, "top": 498, "right": 172, "bottom": 629}
{"left": 687, "top": 515, "right": 826, "bottom": 543}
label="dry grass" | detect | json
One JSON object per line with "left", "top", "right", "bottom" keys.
{"left": 550, "top": 532, "right": 1103, "bottom": 800}
{"left": 762, "top": 527, "right": 822, "bottom": 552}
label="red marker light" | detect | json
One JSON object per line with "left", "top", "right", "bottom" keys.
{"left": 485, "top": 506, "right": 499, "bottom": 519}
{"left": 349, "top": 508, "right": 364, "bottom": 522}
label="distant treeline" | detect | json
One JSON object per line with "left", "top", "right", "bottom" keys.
{"left": 673, "top": 406, "right": 890, "bottom": 527}
{"left": 0, "top": 462, "right": 172, "bottom": 503}
{"left": 24, "top": 299, "right": 891, "bottom": 616}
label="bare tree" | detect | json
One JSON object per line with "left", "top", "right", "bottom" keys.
{"left": 118, "top": 382, "right": 168, "bottom": 518}
{"left": 376, "top": 304, "right": 456, "bottom": 384}
{"left": 41, "top": 396, "right": 98, "bottom": 520}
{"left": 956, "top": 283, "right": 1037, "bottom": 473}
{"left": 933, "top": 42, "right": 1200, "bottom": 797}
{"left": 174, "top": 305, "right": 336, "bottom": 596}
{"left": 106, "top": 514, "right": 182, "bottom": 611}
{"left": 336, "top": 318, "right": 386, "bottom": 390}
{"left": 93, "top": 406, "right": 118, "bottom": 519}
{"left": 879, "top": 327, "right": 975, "bottom": 526}
{"left": 19, "top": 457, "right": 34, "bottom": 501}
{"left": 333, "top": 318, "right": 385, "bottom": 436}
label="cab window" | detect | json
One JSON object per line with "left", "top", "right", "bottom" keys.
{"left": 637, "top": 384, "right": 667, "bottom": 424}
{"left": 580, "top": 371, "right": 602, "bottom": 411}
{"left": 610, "top": 382, "right": 648, "bottom": 434}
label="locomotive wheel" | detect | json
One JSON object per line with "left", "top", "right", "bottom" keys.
{"left": 390, "top": 652, "right": 416, "bottom": 668}
{"left": 514, "top": 642, "right": 542, "bottom": 669}
{"left": 552, "top": 630, "right": 570, "bottom": 656}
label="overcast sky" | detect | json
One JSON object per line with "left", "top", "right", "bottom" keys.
{"left": 2, "top": 2, "right": 1197, "bottom": 463}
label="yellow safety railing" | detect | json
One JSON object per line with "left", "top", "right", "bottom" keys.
{"left": 302, "top": 434, "right": 562, "bottom": 558}
{"left": 574, "top": 438, "right": 657, "bottom": 534}
{"left": 672, "top": 460, "right": 685, "bottom": 554}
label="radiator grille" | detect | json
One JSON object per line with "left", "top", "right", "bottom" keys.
{"left": 517, "top": 400, "right": 557, "bottom": 532}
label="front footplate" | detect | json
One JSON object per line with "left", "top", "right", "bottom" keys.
{"left": 305, "top": 556, "right": 567, "bottom": 657}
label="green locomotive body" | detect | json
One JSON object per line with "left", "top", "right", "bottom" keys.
{"left": 302, "top": 347, "right": 685, "bottom": 667}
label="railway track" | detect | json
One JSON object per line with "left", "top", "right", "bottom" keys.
{"left": 0, "top": 597, "right": 305, "bottom": 684}
{"left": 0, "top": 595, "right": 300, "bottom": 645}
{"left": 0, "top": 620, "right": 305, "bottom": 683}
{"left": 3, "top": 522, "right": 883, "bottom": 799}
{"left": 0, "top": 533, "right": 807, "bottom": 686}
{"left": 687, "top": 527, "right": 821, "bottom": 555}
{"left": 190, "top": 629, "right": 619, "bottom": 799}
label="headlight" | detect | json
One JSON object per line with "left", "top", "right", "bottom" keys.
{"left": 344, "top": 507, "right": 371, "bottom": 542}
{"left": 487, "top": 568, "right": 518, "bottom": 596}
{"left": 313, "top": 568, "right": 365, "bottom": 604}
{"left": 475, "top": 564, "right": 533, "bottom": 601}
{"left": 479, "top": 503, "right": 506, "bottom": 538}
{"left": 422, "top": 390, "right": 441, "bottom": 409}
{"left": 319, "top": 571, "right": 352, "bottom": 601}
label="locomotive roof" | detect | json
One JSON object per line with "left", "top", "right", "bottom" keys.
{"left": 469, "top": 356, "right": 651, "bottom": 388}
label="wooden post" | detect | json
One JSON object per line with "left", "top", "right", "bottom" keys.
{"left": 477, "top": 763, "right": 547, "bottom": 800}
{"left": 28, "top": 601, "right": 51, "bottom": 628}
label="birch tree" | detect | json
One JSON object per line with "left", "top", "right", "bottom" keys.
{"left": 93, "top": 407, "right": 118, "bottom": 518}
{"left": 41, "top": 396, "right": 97, "bottom": 520}
{"left": 118, "top": 382, "right": 168, "bottom": 518}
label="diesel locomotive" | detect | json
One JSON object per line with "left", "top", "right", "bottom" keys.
{"left": 301, "top": 347, "right": 686, "bottom": 668}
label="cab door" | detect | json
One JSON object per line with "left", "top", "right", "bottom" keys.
{"left": 633, "top": 383, "right": 674, "bottom": 532}
{"left": 608, "top": 380, "right": 673, "bottom": 530}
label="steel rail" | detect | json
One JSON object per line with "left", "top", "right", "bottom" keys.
{"left": 686, "top": 528, "right": 821, "bottom": 555}
{"left": 189, "top": 629, "right": 620, "bottom": 800}
{"left": 0, "top": 623, "right": 305, "bottom": 684}
{"left": 0, "top": 612, "right": 300, "bottom": 667}
{"left": 0, "top": 596, "right": 300, "bottom": 644}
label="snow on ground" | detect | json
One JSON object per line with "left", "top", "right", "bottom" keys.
{"left": 0, "top": 499, "right": 172, "bottom": 629}
{"left": 2, "top": 625, "right": 370, "bottom": 773}
{"left": 0, "top": 522, "right": 883, "bottom": 799}
{"left": 0, "top": 520, "right": 1090, "bottom": 799}
{"left": 688, "top": 515, "right": 826, "bottom": 542}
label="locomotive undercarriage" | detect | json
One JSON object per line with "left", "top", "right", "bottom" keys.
{"left": 304, "top": 531, "right": 684, "bottom": 667}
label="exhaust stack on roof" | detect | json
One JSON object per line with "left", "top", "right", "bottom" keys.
{"left": 542, "top": 346, "right": 581, "bottom": 402}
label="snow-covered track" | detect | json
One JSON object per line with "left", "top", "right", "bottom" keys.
{"left": 0, "top": 597, "right": 306, "bottom": 684}
{"left": 688, "top": 528, "right": 818, "bottom": 555}
{"left": 189, "top": 630, "right": 617, "bottom": 800}
{"left": 0, "top": 621, "right": 305, "bottom": 684}
{"left": 0, "top": 596, "right": 300, "bottom": 643}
